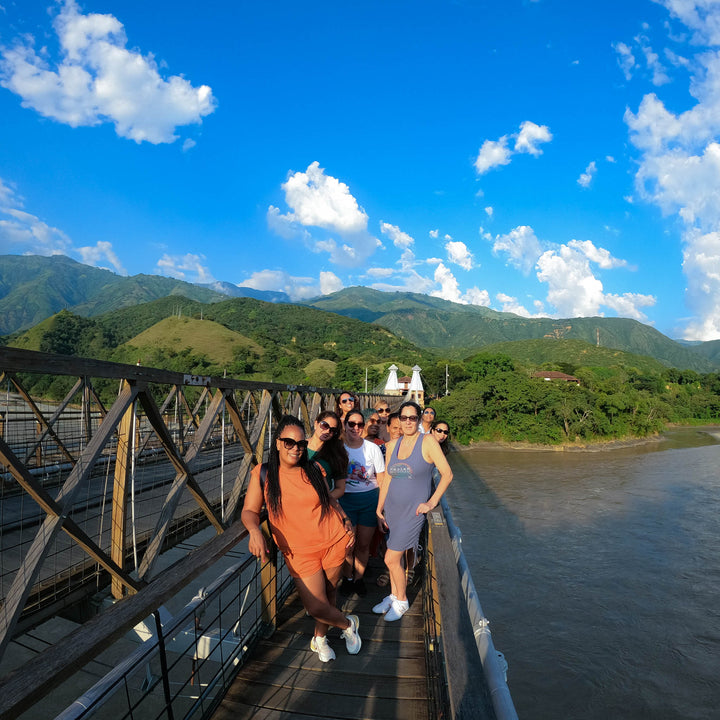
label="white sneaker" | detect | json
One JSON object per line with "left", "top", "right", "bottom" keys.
{"left": 310, "top": 635, "right": 336, "bottom": 662}
{"left": 341, "top": 614, "right": 362, "bottom": 654}
{"left": 372, "top": 594, "right": 396, "bottom": 614}
{"left": 384, "top": 598, "right": 409, "bottom": 622}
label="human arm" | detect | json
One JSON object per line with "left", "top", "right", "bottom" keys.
{"left": 375, "top": 439, "right": 396, "bottom": 530}
{"left": 240, "top": 465, "right": 270, "bottom": 558}
{"left": 329, "top": 476, "right": 345, "bottom": 500}
{"left": 416, "top": 435, "right": 453, "bottom": 515}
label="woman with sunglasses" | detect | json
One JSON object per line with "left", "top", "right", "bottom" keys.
{"left": 419, "top": 406, "right": 436, "bottom": 434}
{"left": 307, "top": 411, "right": 348, "bottom": 499}
{"left": 431, "top": 420, "right": 451, "bottom": 456}
{"left": 373, "top": 400, "right": 391, "bottom": 442}
{"left": 335, "top": 391, "right": 358, "bottom": 424}
{"left": 338, "top": 409, "right": 386, "bottom": 597}
{"left": 374, "top": 401, "right": 452, "bottom": 621}
{"left": 242, "top": 415, "right": 362, "bottom": 663}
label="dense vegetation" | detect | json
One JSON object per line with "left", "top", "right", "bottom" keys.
{"left": 432, "top": 353, "right": 720, "bottom": 445}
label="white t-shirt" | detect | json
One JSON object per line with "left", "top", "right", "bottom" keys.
{"left": 343, "top": 440, "right": 386, "bottom": 493}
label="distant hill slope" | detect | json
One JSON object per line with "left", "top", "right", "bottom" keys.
{"left": 307, "top": 287, "right": 717, "bottom": 372}
{"left": 476, "top": 338, "right": 667, "bottom": 374}
{"left": 0, "top": 254, "right": 224, "bottom": 334}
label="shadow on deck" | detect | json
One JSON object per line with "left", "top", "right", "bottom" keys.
{"left": 211, "top": 565, "right": 432, "bottom": 720}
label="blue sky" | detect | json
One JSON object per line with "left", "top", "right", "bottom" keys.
{"left": 2, "top": 0, "right": 720, "bottom": 341}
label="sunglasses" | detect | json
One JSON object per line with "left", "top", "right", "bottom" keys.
{"left": 318, "top": 420, "right": 338, "bottom": 434}
{"left": 423, "top": 409, "right": 435, "bottom": 415}
{"left": 278, "top": 437, "right": 308, "bottom": 451}
{"left": 399, "top": 415, "right": 419, "bottom": 422}
{"left": 376, "top": 408, "right": 390, "bottom": 414}
{"left": 433, "top": 428, "right": 449, "bottom": 435}
{"left": 340, "top": 397, "right": 354, "bottom": 404}
{"left": 346, "top": 421, "right": 365, "bottom": 429}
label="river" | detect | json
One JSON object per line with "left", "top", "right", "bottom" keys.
{"left": 446, "top": 427, "right": 720, "bottom": 720}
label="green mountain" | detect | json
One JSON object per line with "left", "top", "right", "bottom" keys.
{"left": 0, "top": 254, "right": 224, "bottom": 335}
{"left": 307, "top": 287, "right": 717, "bottom": 372}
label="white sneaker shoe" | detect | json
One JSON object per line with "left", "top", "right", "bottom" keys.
{"left": 310, "top": 635, "right": 336, "bottom": 662}
{"left": 384, "top": 598, "right": 409, "bottom": 622}
{"left": 372, "top": 594, "right": 396, "bottom": 614}
{"left": 341, "top": 614, "right": 362, "bottom": 654}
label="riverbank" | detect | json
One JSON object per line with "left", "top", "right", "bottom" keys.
{"left": 452, "top": 423, "right": 720, "bottom": 453}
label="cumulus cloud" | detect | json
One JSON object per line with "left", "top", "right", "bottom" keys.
{"left": 319, "top": 270, "right": 343, "bottom": 295}
{"left": 242, "top": 269, "right": 329, "bottom": 301}
{"left": 536, "top": 242, "right": 654, "bottom": 320}
{"left": 429, "top": 229, "right": 439, "bottom": 239}
{"left": 445, "top": 239, "right": 474, "bottom": 270}
{"left": 0, "top": 0, "right": 216, "bottom": 144}
{"left": 474, "top": 121, "right": 552, "bottom": 174}
{"left": 496, "top": 293, "right": 546, "bottom": 318}
{"left": 0, "top": 177, "right": 72, "bottom": 255}
{"left": 268, "top": 161, "right": 379, "bottom": 266}
{"left": 430, "top": 262, "right": 488, "bottom": 305}
{"left": 577, "top": 160, "right": 597, "bottom": 188}
{"left": 77, "top": 240, "right": 126, "bottom": 274}
{"left": 485, "top": 206, "right": 493, "bottom": 218}
{"left": 490, "top": 225, "right": 543, "bottom": 275}
{"left": 623, "top": 2, "right": 720, "bottom": 338}
{"left": 156, "top": 253, "right": 214, "bottom": 283}
{"left": 380, "top": 221, "right": 414, "bottom": 248}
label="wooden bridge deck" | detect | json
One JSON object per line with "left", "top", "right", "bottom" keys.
{"left": 211, "top": 567, "right": 433, "bottom": 720}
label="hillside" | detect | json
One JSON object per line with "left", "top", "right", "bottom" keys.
{"left": 475, "top": 338, "right": 667, "bottom": 374}
{"left": 308, "top": 287, "right": 717, "bottom": 372}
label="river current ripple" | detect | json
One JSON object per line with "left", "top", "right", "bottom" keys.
{"left": 446, "top": 428, "right": 720, "bottom": 720}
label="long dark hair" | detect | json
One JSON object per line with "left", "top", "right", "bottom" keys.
{"left": 312, "top": 410, "right": 348, "bottom": 481}
{"left": 265, "top": 415, "right": 331, "bottom": 518}
{"left": 432, "top": 420, "right": 451, "bottom": 456}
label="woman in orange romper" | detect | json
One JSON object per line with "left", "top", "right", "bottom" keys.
{"left": 241, "top": 414, "right": 362, "bottom": 663}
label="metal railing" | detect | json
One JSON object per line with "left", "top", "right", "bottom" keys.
{"left": 54, "top": 526, "right": 293, "bottom": 720}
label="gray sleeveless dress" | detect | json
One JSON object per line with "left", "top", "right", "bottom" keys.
{"left": 384, "top": 434, "right": 434, "bottom": 552}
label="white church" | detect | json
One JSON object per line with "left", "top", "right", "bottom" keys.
{"left": 383, "top": 364, "right": 425, "bottom": 406}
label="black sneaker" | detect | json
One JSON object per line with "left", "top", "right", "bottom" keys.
{"left": 354, "top": 578, "right": 367, "bottom": 596}
{"left": 339, "top": 577, "right": 355, "bottom": 595}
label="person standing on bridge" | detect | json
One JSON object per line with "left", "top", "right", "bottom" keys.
{"left": 242, "top": 415, "right": 362, "bottom": 662}
{"left": 374, "top": 401, "right": 453, "bottom": 621}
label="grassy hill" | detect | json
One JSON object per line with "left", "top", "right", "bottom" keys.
{"left": 475, "top": 338, "right": 667, "bottom": 374}
{"left": 308, "top": 287, "right": 717, "bottom": 372}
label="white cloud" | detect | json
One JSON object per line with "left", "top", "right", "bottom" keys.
{"left": 514, "top": 121, "right": 553, "bottom": 156}
{"left": 496, "top": 293, "right": 545, "bottom": 318}
{"left": 241, "top": 269, "right": 327, "bottom": 301}
{"left": 0, "top": 178, "right": 72, "bottom": 255}
{"left": 491, "top": 225, "right": 543, "bottom": 275}
{"left": 269, "top": 161, "right": 379, "bottom": 267}
{"left": 474, "top": 121, "right": 552, "bottom": 175}
{"left": 429, "top": 229, "right": 439, "bottom": 238}
{"left": 485, "top": 206, "right": 493, "bottom": 218}
{"left": 624, "top": 3, "right": 720, "bottom": 338}
{"left": 319, "top": 270, "right": 343, "bottom": 295}
{"left": 577, "top": 160, "right": 597, "bottom": 188}
{"left": 0, "top": 0, "right": 216, "bottom": 144}
{"left": 156, "top": 253, "right": 214, "bottom": 283}
{"left": 77, "top": 240, "right": 126, "bottom": 274}
{"left": 182, "top": 139, "right": 197, "bottom": 152}
{"left": 474, "top": 136, "right": 512, "bottom": 174}
{"left": 536, "top": 243, "right": 654, "bottom": 320}
{"left": 281, "top": 161, "right": 367, "bottom": 234}
{"left": 380, "top": 221, "right": 414, "bottom": 248}
{"left": 430, "top": 262, "right": 488, "bottom": 305}
{"left": 445, "top": 239, "right": 474, "bottom": 270}
{"left": 365, "top": 267, "right": 395, "bottom": 278}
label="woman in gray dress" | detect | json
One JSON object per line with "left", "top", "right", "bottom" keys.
{"left": 374, "top": 401, "right": 453, "bottom": 621}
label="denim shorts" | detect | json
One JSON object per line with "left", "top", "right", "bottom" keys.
{"left": 339, "top": 487, "right": 379, "bottom": 528}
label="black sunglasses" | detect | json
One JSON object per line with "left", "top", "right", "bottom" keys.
{"left": 318, "top": 420, "right": 338, "bottom": 434}
{"left": 278, "top": 437, "right": 308, "bottom": 451}
{"left": 376, "top": 408, "right": 390, "bottom": 413}
{"left": 346, "top": 421, "right": 365, "bottom": 429}
{"left": 399, "top": 415, "right": 419, "bottom": 422}
{"left": 433, "top": 428, "right": 449, "bottom": 435}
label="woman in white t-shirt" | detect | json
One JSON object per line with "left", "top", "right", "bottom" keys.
{"left": 338, "top": 409, "right": 385, "bottom": 597}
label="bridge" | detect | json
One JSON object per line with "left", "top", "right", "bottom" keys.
{"left": 0, "top": 347, "right": 516, "bottom": 720}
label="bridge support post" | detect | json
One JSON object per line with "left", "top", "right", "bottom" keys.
{"left": 259, "top": 520, "right": 278, "bottom": 637}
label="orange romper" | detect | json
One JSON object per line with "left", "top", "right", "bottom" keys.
{"left": 252, "top": 463, "right": 346, "bottom": 578}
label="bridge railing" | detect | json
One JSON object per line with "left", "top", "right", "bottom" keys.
{"left": 0, "top": 346, "right": 391, "bottom": 718}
